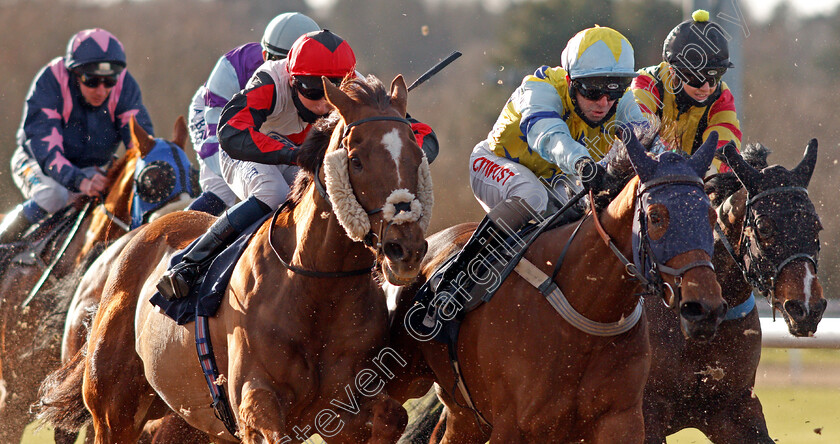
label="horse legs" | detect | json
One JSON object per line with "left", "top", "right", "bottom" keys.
{"left": 583, "top": 408, "right": 645, "bottom": 444}
{"left": 435, "top": 396, "right": 488, "bottom": 444}
{"left": 698, "top": 391, "right": 773, "bottom": 444}
{"left": 148, "top": 413, "right": 211, "bottom": 444}
{"left": 237, "top": 381, "right": 294, "bottom": 443}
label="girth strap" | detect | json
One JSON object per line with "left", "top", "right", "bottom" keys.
{"left": 195, "top": 315, "right": 239, "bottom": 438}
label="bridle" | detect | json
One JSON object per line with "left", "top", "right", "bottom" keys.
{"left": 715, "top": 185, "right": 820, "bottom": 310}
{"left": 269, "top": 114, "right": 425, "bottom": 278}
{"left": 591, "top": 174, "right": 715, "bottom": 310}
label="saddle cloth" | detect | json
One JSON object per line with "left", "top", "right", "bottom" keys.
{"left": 149, "top": 213, "right": 271, "bottom": 324}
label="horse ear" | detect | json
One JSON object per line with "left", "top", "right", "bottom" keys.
{"left": 687, "top": 131, "right": 718, "bottom": 177}
{"left": 389, "top": 75, "right": 408, "bottom": 116}
{"left": 324, "top": 76, "right": 354, "bottom": 117}
{"left": 722, "top": 141, "right": 761, "bottom": 193}
{"left": 791, "top": 138, "right": 818, "bottom": 187}
{"left": 618, "top": 125, "right": 656, "bottom": 182}
{"left": 172, "top": 115, "right": 188, "bottom": 150}
{"left": 130, "top": 115, "right": 155, "bottom": 157}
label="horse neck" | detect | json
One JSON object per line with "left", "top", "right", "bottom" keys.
{"left": 713, "top": 187, "right": 752, "bottom": 306}
{"left": 290, "top": 185, "right": 377, "bottom": 278}
{"left": 76, "top": 154, "right": 137, "bottom": 262}
{"left": 550, "top": 177, "right": 641, "bottom": 323}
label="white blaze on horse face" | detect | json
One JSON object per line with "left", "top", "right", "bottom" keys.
{"left": 803, "top": 263, "right": 816, "bottom": 313}
{"left": 382, "top": 128, "right": 403, "bottom": 183}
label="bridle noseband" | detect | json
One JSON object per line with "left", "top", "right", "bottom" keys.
{"left": 272, "top": 114, "right": 420, "bottom": 278}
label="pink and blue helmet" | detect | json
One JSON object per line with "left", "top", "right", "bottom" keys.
{"left": 64, "top": 28, "right": 126, "bottom": 75}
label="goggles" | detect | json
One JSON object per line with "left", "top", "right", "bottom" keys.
{"left": 292, "top": 76, "right": 343, "bottom": 101}
{"left": 79, "top": 73, "right": 118, "bottom": 88}
{"left": 573, "top": 77, "right": 631, "bottom": 102}
{"left": 673, "top": 67, "right": 726, "bottom": 88}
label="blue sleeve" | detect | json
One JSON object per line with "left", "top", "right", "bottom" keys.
{"left": 518, "top": 76, "right": 588, "bottom": 175}
{"left": 115, "top": 72, "right": 154, "bottom": 149}
{"left": 19, "top": 66, "right": 86, "bottom": 190}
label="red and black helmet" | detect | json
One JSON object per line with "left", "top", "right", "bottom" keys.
{"left": 287, "top": 29, "right": 356, "bottom": 88}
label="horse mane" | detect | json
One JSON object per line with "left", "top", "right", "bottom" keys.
{"left": 288, "top": 75, "right": 392, "bottom": 206}
{"left": 705, "top": 142, "right": 771, "bottom": 206}
{"left": 590, "top": 139, "right": 636, "bottom": 212}
{"left": 106, "top": 148, "right": 137, "bottom": 185}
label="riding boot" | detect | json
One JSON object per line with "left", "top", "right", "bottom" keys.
{"left": 156, "top": 196, "right": 271, "bottom": 300}
{"left": 425, "top": 197, "right": 537, "bottom": 304}
{"left": 0, "top": 204, "right": 33, "bottom": 244}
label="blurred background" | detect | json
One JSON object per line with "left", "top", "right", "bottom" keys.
{"left": 1, "top": 0, "right": 838, "bottom": 286}
{"left": 5, "top": 1, "right": 840, "bottom": 442}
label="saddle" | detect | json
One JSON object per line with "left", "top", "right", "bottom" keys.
{"left": 148, "top": 213, "right": 271, "bottom": 324}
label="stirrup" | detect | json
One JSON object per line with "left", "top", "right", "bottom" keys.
{"left": 156, "top": 262, "right": 199, "bottom": 300}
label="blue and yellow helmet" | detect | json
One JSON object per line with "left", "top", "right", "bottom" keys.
{"left": 561, "top": 26, "right": 637, "bottom": 79}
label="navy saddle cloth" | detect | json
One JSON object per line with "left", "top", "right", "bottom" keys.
{"left": 149, "top": 213, "right": 271, "bottom": 325}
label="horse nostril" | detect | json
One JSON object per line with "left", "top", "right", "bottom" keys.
{"left": 383, "top": 242, "right": 406, "bottom": 262}
{"left": 680, "top": 301, "right": 717, "bottom": 322}
{"left": 783, "top": 300, "right": 807, "bottom": 320}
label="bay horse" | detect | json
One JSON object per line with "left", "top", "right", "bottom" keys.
{"left": 643, "top": 139, "right": 823, "bottom": 443}
{"left": 0, "top": 115, "right": 195, "bottom": 443}
{"left": 39, "top": 74, "right": 432, "bottom": 443}
{"left": 387, "top": 129, "right": 726, "bottom": 443}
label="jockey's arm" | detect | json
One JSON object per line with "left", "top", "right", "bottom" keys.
{"left": 217, "top": 71, "right": 299, "bottom": 165}
{"left": 115, "top": 72, "right": 155, "bottom": 149}
{"left": 406, "top": 115, "right": 438, "bottom": 163}
{"left": 703, "top": 87, "right": 742, "bottom": 173}
{"left": 20, "top": 67, "right": 87, "bottom": 192}
{"left": 518, "top": 76, "right": 591, "bottom": 176}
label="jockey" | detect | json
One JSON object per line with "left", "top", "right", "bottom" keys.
{"left": 186, "top": 12, "right": 320, "bottom": 216}
{"left": 0, "top": 28, "right": 153, "bottom": 244}
{"left": 157, "top": 29, "right": 438, "bottom": 300}
{"left": 632, "top": 9, "right": 741, "bottom": 174}
{"left": 430, "top": 26, "right": 649, "bottom": 301}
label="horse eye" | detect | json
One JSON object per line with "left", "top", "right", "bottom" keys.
{"left": 349, "top": 156, "right": 363, "bottom": 171}
{"left": 647, "top": 204, "right": 669, "bottom": 241}
{"left": 755, "top": 217, "right": 775, "bottom": 239}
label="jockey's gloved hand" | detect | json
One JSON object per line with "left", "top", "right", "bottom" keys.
{"left": 575, "top": 156, "right": 604, "bottom": 192}
{"left": 80, "top": 172, "right": 107, "bottom": 197}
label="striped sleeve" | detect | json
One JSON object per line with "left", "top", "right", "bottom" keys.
{"left": 631, "top": 68, "right": 663, "bottom": 117}
{"left": 704, "top": 87, "right": 741, "bottom": 150}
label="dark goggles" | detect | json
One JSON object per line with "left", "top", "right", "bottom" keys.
{"left": 673, "top": 67, "right": 726, "bottom": 88}
{"left": 573, "top": 77, "right": 632, "bottom": 101}
{"left": 292, "top": 77, "right": 343, "bottom": 101}
{"left": 79, "top": 73, "right": 118, "bottom": 88}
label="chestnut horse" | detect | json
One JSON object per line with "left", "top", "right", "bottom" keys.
{"left": 0, "top": 116, "right": 195, "bottom": 443}
{"left": 388, "top": 129, "right": 726, "bottom": 443}
{"left": 39, "top": 74, "right": 432, "bottom": 443}
{"left": 643, "top": 140, "right": 823, "bottom": 443}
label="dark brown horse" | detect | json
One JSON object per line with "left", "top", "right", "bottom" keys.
{"left": 387, "top": 129, "right": 726, "bottom": 443}
{"left": 0, "top": 116, "right": 193, "bottom": 443}
{"left": 39, "top": 74, "right": 432, "bottom": 443}
{"left": 643, "top": 140, "right": 823, "bottom": 443}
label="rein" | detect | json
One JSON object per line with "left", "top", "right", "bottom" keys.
{"left": 268, "top": 201, "right": 375, "bottom": 278}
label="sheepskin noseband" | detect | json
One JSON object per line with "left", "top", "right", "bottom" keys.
{"left": 324, "top": 149, "right": 433, "bottom": 242}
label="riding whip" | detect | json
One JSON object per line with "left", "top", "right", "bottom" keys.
{"left": 407, "top": 51, "right": 462, "bottom": 92}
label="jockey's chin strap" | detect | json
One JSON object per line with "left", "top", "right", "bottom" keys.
{"left": 715, "top": 186, "right": 819, "bottom": 319}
